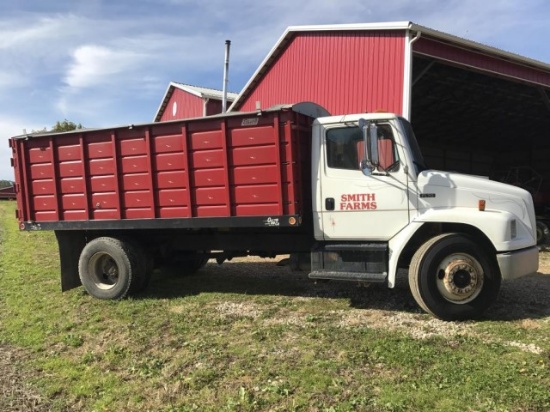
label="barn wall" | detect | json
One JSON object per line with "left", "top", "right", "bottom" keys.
{"left": 206, "top": 99, "right": 223, "bottom": 116}
{"left": 238, "top": 31, "right": 406, "bottom": 115}
{"left": 159, "top": 88, "right": 205, "bottom": 122}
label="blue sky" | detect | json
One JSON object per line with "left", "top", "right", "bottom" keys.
{"left": 1, "top": 0, "right": 550, "bottom": 180}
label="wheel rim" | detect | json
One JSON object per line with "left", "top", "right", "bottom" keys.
{"left": 89, "top": 252, "right": 119, "bottom": 290}
{"left": 435, "top": 253, "right": 484, "bottom": 304}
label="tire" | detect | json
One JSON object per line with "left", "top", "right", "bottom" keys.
{"left": 535, "top": 221, "right": 550, "bottom": 245}
{"left": 409, "top": 233, "right": 501, "bottom": 321}
{"left": 167, "top": 252, "right": 209, "bottom": 275}
{"left": 124, "top": 239, "right": 153, "bottom": 293}
{"left": 78, "top": 237, "right": 142, "bottom": 300}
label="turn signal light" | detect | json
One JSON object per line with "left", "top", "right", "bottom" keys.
{"left": 478, "top": 200, "right": 486, "bottom": 211}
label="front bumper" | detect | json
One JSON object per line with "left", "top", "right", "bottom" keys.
{"left": 497, "top": 246, "right": 539, "bottom": 280}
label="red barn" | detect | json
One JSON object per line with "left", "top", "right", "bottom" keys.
{"left": 229, "top": 21, "right": 550, "bottom": 193}
{"left": 0, "top": 185, "right": 15, "bottom": 200}
{"left": 154, "top": 83, "right": 238, "bottom": 122}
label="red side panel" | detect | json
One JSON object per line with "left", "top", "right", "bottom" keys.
{"left": 12, "top": 108, "right": 313, "bottom": 224}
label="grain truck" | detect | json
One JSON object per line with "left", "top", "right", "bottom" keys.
{"left": 9, "top": 102, "right": 539, "bottom": 320}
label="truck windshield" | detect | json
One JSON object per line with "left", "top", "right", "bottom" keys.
{"left": 398, "top": 117, "right": 428, "bottom": 175}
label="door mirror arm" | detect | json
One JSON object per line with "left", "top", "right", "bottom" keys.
{"left": 359, "top": 118, "right": 380, "bottom": 176}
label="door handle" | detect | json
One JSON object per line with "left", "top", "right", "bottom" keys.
{"left": 325, "top": 198, "right": 335, "bottom": 211}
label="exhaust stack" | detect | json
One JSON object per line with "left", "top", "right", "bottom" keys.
{"left": 222, "top": 40, "right": 231, "bottom": 113}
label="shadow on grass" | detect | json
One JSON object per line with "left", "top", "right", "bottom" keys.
{"left": 137, "top": 260, "right": 550, "bottom": 321}
{"left": 138, "top": 260, "right": 421, "bottom": 315}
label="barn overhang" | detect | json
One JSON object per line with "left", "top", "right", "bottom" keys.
{"left": 410, "top": 34, "right": 550, "bottom": 153}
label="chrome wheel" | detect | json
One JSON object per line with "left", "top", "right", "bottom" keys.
{"left": 435, "top": 253, "right": 484, "bottom": 304}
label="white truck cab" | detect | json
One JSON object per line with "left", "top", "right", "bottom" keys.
{"left": 310, "top": 112, "right": 539, "bottom": 320}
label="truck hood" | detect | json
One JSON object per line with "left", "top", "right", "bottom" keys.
{"left": 416, "top": 170, "right": 536, "bottom": 231}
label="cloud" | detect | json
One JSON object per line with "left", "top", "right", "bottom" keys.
{"left": 0, "top": 70, "right": 26, "bottom": 89}
{"left": 64, "top": 44, "right": 148, "bottom": 89}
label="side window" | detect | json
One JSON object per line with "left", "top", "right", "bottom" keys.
{"left": 326, "top": 124, "right": 399, "bottom": 172}
{"left": 326, "top": 127, "right": 362, "bottom": 170}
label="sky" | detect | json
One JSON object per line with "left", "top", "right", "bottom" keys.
{"left": 1, "top": 0, "right": 550, "bottom": 181}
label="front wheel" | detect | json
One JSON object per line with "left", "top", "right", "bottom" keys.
{"left": 409, "top": 233, "right": 501, "bottom": 321}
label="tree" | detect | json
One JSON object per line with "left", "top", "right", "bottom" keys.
{"left": 0, "top": 180, "right": 14, "bottom": 188}
{"left": 51, "top": 119, "right": 83, "bottom": 132}
{"left": 31, "top": 119, "right": 83, "bottom": 134}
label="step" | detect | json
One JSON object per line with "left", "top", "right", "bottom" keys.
{"left": 309, "top": 271, "right": 387, "bottom": 282}
{"left": 322, "top": 243, "right": 387, "bottom": 252}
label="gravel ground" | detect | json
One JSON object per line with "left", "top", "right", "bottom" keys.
{"left": 2, "top": 252, "right": 549, "bottom": 411}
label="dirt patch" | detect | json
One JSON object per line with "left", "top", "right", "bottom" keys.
{"left": 216, "top": 301, "right": 262, "bottom": 320}
{"left": 0, "top": 345, "right": 51, "bottom": 412}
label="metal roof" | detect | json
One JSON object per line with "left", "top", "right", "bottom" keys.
{"left": 172, "top": 83, "right": 239, "bottom": 100}
{"left": 229, "top": 21, "right": 550, "bottom": 111}
{"left": 154, "top": 82, "right": 239, "bottom": 122}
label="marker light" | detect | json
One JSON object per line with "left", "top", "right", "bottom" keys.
{"left": 289, "top": 217, "right": 297, "bottom": 225}
{"left": 510, "top": 219, "right": 517, "bottom": 239}
{"left": 478, "top": 200, "right": 486, "bottom": 211}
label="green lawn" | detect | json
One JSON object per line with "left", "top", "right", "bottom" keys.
{"left": 0, "top": 201, "right": 549, "bottom": 411}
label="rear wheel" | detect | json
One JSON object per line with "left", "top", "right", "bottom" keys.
{"left": 409, "top": 233, "right": 501, "bottom": 321}
{"left": 78, "top": 237, "right": 143, "bottom": 300}
{"left": 166, "top": 251, "right": 209, "bottom": 275}
{"left": 125, "top": 239, "right": 153, "bottom": 293}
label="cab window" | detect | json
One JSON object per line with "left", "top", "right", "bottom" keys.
{"left": 326, "top": 124, "right": 399, "bottom": 171}
{"left": 326, "top": 127, "right": 362, "bottom": 170}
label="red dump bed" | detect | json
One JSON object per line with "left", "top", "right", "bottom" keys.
{"left": 10, "top": 105, "right": 315, "bottom": 229}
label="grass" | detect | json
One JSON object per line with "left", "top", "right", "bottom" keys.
{"left": 0, "top": 200, "right": 549, "bottom": 411}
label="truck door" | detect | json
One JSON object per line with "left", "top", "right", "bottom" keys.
{"left": 317, "top": 122, "right": 410, "bottom": 241}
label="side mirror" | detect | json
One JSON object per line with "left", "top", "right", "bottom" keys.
{"left": 359, "top": 118, "right": 379, "bottom": 174}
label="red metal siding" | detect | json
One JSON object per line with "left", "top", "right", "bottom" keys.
{"left": 12, "top": 108, "right": 314, "bottom": 223}
{"left": 159, "top": 88, "right": 204, "bottom": 121}
{"left": 414, "top": 37, "right": 550, "bottom": 87}
{"left": 239, "top": 31, "right": 406, "bottom": 115}
{"left": 206, "top": 99, "right": 223, "bottom": 116}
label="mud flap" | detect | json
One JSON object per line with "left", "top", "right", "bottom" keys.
{"left": 55, "top": 231, "right": 86, "bottom": 291}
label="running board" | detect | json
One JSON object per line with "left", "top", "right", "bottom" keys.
{"left": 309, "top": 271, "right": 387, "bottom": 282}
